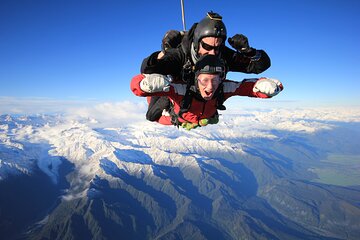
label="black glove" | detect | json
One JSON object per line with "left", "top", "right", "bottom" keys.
{"left": 161, "top": 30, "right": 183, "bottom": 52}
{"left": 228, "top": 34, "right": 256, "bottom": 56}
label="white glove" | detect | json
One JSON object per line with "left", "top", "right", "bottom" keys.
{"left": 253, "top": 78, "right": 283, "bottom": 97}
{"left": 140, "top": 74, "right": 171, "bottom": 93}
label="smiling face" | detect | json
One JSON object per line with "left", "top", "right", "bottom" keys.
{"left": 196, "top": 73, "right": 222, "bottom": 100}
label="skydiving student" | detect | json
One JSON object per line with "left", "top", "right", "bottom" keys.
{"left": 131, "top": 55, "right": 283, "bottom": 130}
{"left": 141, "top": 11, "right": 272, "bottom": 122}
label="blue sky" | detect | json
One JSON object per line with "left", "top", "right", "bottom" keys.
{"left": 1, "top": 0, "right": 360, "bottom": 111}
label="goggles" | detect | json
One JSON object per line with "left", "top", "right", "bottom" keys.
{"left": 197, "top": 76, "right": 222, "bottom": 86}
{"left": 200, "top": 41, "right": 222, "bottom": 52}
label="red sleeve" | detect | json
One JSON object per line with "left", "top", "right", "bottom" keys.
{"left": 130, "top": 74, "right": 148, "bottom": 97}
{"left": 130, "top": 74, "right": 178, "bottom": 98}
{"left": 253, "top": 91, "right": 272, "bottom": 98}
{"left": 223, "top": 78, "right": 273, "bottom": 99}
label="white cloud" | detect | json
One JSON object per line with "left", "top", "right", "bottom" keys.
{"left": 65, "top": 101, "right": 147, "bottom": 127}
{"left": 1, "top": 96, "right": 360, "bottom": 131}
{"left": 0, "top": 97, "right": 95, "bottom": 115}
{"left": 0, "top": 97, "right": 148, "bottom": 127}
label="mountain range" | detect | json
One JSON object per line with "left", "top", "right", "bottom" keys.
{"left": 1, "top": 107, "right": 360, "bottom": 240}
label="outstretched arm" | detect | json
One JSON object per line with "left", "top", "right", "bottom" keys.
{"left": 223, "top": 78, "right": 284, "bottom": 99}
{"left": 130, "top": 74, "right": 172, "bottom": 97}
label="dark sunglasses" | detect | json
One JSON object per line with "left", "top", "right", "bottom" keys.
{"left": 200, "top": 41, "right": 222, "bottom": 51}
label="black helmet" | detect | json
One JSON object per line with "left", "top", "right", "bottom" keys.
{"left": 193, "top": 12, "right": 227, "bottom": 52}
{"left": 194, "top": 54, "right": 226, "bottom": 80}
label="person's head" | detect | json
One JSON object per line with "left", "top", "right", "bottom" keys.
{"left": 194, "top": 55, "right": 226, "bottom": 100}
{"left": 193, "top": 12, "right": 227, "bottom": 56}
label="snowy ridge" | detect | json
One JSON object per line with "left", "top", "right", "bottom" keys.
{"left": 1, "top": 107, "right": 360, "bottom": 239}
{"left": 1, "top": 107, "right": 360, "bottom": 185}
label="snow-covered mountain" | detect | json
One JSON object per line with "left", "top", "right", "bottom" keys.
{"left": 1, "top": 107, "right": 360, "bottom": 240}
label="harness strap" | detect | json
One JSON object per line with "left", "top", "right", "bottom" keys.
{"left": 169, "top": 88, "right": 194, "bottom": 127}
{"left": 216, "top": 83, "right": 226, "bottom": 110}
{"left": 169, "top": 85, "right": 225, "bottom": 127}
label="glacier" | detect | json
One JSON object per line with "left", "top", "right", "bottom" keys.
{"left": 0, "top": 107, "right": 360, "bottom": 239}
